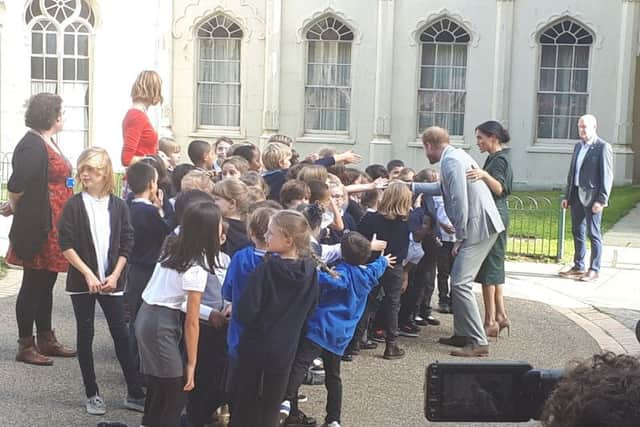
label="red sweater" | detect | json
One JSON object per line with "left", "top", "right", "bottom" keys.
{"left": 121, "top": 109, "right": 158, "bottom": 167}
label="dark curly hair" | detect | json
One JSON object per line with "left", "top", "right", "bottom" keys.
{"left": 541, "top": 351, "right": 640, "bottom": 427}
{"left": 25, "top": 93, "right": 62, "bottom": 131}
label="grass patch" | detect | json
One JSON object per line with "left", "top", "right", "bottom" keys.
{"left": 507, "top": 185, "right": 640, "bottom": 262}
{"left": 0, "top": 256, "right": 7, "bottom": 279}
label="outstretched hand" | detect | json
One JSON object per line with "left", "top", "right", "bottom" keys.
{"left": 384, "top": 253, "right": 397, "bottom": 267}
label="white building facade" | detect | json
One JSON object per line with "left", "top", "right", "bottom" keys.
{"left": 1, "top": 0, "right": 639, "bottom": 188}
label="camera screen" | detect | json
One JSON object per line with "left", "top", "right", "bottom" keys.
{"left": 439, "top": 372, "right": 518, "bottom": 420}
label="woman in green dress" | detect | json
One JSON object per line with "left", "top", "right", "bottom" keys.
{"left": 467, "top": 121, "right": 513, "bottom": 339}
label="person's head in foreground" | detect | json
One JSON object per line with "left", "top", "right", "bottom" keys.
{"left": 541, "top": 351, "right": 640, "bottom": 427}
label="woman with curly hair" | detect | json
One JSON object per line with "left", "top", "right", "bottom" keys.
{"left": 0, "top": 93, "right": 76, "bottom": 365}
{"left": 542, "top": 351, "right": 640, "bottom": 427}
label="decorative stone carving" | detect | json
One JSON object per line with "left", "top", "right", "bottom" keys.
{"left": 410, "top": 8, "right": 480, "bottom": 47}
{"left": 296, "top": 6, "right": 362, "bottom": 44}
{"left": 529, "top": 9, "right": 603, "bottom": 49}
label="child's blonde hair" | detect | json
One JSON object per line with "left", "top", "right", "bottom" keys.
{"left": 270, "top": 210, "right": 312, "bottom": 256}
{"left": 240, "top": 171, "right": 269, "bottom": 194}
{"left": 248, "top": 206, "right": 278, "bottom": 245}
{"left": 130, "top": 70, "right": 163, "bottom": 106}
{"left": 378, "top": 182, "right": 412, "bottom": 220}
{"left": 213, "top": 178, "right": 250, "bottom": 218}
{"left": 159, "top": 137, "right": 181, "bottom": 155}
{"left": 262, "top": 142, "right": 292, "bottom": 170}
{"left": 76, "top": 147, "right": 115, "bottom": 195}
{"left": 297, "top": 164, "right": 328, "bottom": 184}
{"left": 318, "top": 146, "right": 336, "bottom": 158}
{"left": 181, "top": 170, "right": 215, "bottom": 193}
{"left": 222, "top": 156, "right": 250, "bottom": 174}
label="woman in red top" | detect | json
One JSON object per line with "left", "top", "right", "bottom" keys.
{"left": 1, "top": 93, "right": 76, "bottom": 365}
{"left": 121, "top": 70, "right": 163, "bottom": 167}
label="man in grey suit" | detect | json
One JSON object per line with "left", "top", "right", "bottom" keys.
{"left": 413, "top": 126, "right": 505, "bottom": 357}
{"left": 559, "top": 114, "right": 613, "bottom": 282}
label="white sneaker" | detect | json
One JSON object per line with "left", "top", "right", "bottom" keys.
{"left": 86, "top": 394, "right": 106, "bottom": 415}
{"left": 323, "top": 422, "right": 341, "bottom": 427}
{"left": 279, "top": 400, "right": 291, "bottom": 416}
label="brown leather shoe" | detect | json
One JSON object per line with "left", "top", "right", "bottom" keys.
{"left": 450, "top": 344, "right": 489, "bottom": 358}
{"left": 16, "top": 336, "right": 53, "bottom": 366}
{"left": 37, "top": 330, "right": 76, "bottom": 357}
{"left": 383, "top": 342, "right": 406, "bottom": 360}
{"left": 559, "top": 267, "right": 586, "bottom": 278}
{"left": 579, "top": 270, "right": 599, "bottom": 282}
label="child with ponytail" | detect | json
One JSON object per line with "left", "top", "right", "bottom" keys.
{"left": 212, "top": 178, "right": 251, "bottom": 256}
{"left": 230, "top": 210, "right": 320, "bottom": 427}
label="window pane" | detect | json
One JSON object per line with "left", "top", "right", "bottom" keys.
{"left": 336, "top": 110, "right": 349, "bottom": 131}
{"left": 77, "top": 58, "right": 88, "bottom": 81}
{"left": 451, "top": 92, "right": 465, "bottom": 112}
{"left": 336, "top": 64, "right": 350, "bottom": 86}
{"left": 337, "top": 89, "right": 350, "bottom": 109}
{"left": 420, "top": 66, "right": 435, "bottom": 89}
{"left": 539, "top": 69, "right": 555, "bottom": 91}
{"left": 555, "top": 94, "right": 571, "bottom": 115}
{"left": 434, "top": 112, "right": 449, "bottom": 129}
{"left": 435, "top": 45, "right": 452, "bottom": 65}
{"left": 434, "top": 68, "right": 451, "bottom": 89}
{"left": 451, "top": 68, "right": 466, "bottom": 90}
{"left": 337, "top": 43, "right": 351, "bottom": 64}
{"left": 556, "top": 70, "right": 571, "bottom": 92}
{"left": 63, "top": 58, "right": 75, "bottom": 80}
{"left": 212, "top": 84, "right": 239, "bottom": 105}
{"left": 452, "top": 45, "right": 467, "bottom": 66}
{"left": 553, "top": 117, "right": 570, "bottom": 139}
{"left": 573, "top": 70, "right": 588, "bottom": 92}
{"left": 569, "top": 119, "right": 580, "bottom": 139}
{"left": 227, "top": 39, "right": 241, "bottom": 60}
{"left": 538, "top": 116, "right": 553, "bottom": 138}
{"left": 570, "top": 94, "right": 588, "bottom": 116}
{"left": 557, "top": 46, "right": 573, "bottom": 68}
{"left": 418, "top": 113, "right": 434, "bottom": 132}
{"left": 200, "top": 39, "right": 214, "bottom": 60}
{"left": 538, "top": 94, "right": 554, "bottom": 115}
{"left": 450, "top": 113, "right": 464, "bottom": 136}
{"left": 45, "top": 57, "right": 57, "bottom": 80}
{"left": 418, "top": 91, "right": 435, "bottom": 112}
{"left": 31, "top": 57, "right": 44, "bottom": 79}
{"left": 541, "top": 46, "right": 556, "bottom": 67}
{"left": 434, "top": 92, "right": 451, "bottom": 112}
{"left": 46, "top": 33, "right": 57, "bottom": 54}
{"left": 422, "top": 44, "right": 436, "bottom": 65}
{"left": 78, "top": 35, "right": 89, "bottom": 56}
{"left": 320, "top": 109, "right": 335, "bottom": 130}
{"left": 573, "top": 46, "right": 589, "bottom": 68}
{"left": 64, "top": 34, "right": 75, "bottom": 55}
{"left": 32, "top": 33, "right": 43, "bottom": 54}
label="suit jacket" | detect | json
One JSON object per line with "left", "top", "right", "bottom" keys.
{"left": 413, "top": 145, "right": 504, "bottom": 245}
{"left": 564, "top": 137, "right": 613, "bottom": 207}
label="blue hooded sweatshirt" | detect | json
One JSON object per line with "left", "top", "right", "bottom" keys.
{"left": 305, "top": 256, "right": 388, "bottom": 356}
{"left": 222, "top": 246, "right": 265, "bottom": 360}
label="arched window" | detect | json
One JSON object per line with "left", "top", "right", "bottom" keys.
{"left": 537, "top": 19, "right": 593, "bottom": 140}
{"left": 26, "top": 0, "right": 94, "bottom": 162}
{"left": 196, "top": 15, "right": 243, "bottom": 128}
{"left": 304, "top": 16, "right": 353, "bottom": 133}
{"left": 418, "top": 18, "right": 469, "bottom": 136}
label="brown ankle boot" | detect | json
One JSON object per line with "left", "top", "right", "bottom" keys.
{"left": 383, "top": 341, "right": 406, "bottom": 360}
{"left": 16, "top": 336, "right": 53, "bottom": 366}
{"left": 37, "top": 330, "right": 76, "bottom": 357}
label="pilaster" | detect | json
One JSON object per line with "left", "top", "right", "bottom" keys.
{"left": 261, "top": 0, "right": 282, "bottom": 145}
{"left": 491, "top": 0, "right": 515, "bottom": 126}
{"left": 614, "top": 0, "right": 640, "bottom": 145}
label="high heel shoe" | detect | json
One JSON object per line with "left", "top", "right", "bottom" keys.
{"left": 498, "top": 319, "right": 511, "bottom": 337}
{"left": 485, "top": 323, "right": 500, "bottom": 341}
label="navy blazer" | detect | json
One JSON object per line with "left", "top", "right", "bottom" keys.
{"left": 564, "top": 137, "right": 613, "bottom": 207}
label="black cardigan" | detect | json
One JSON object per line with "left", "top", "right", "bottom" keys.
{"left": 58, "top": 193, "right": 134, "bottom": 293}
{"left": 7, "top": 132, "right": 51, "bottom": 260}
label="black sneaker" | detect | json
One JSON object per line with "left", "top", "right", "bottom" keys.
{"left": 360, "top": 340, "right": 378, "bottom": 350}
{"left": 425, "top": 315, "right": 441, "bottom": 326}
{"left": 370, "top": 329, "right": 386, "bottom": 343}
{"left": 398, "top": 324, "right": 419, "bottom": 338}
{"left": 341, "top": 354, "right": 353, "bottom": 362}
{"left": 413, "top": 316, "right": 428, "bottom": 327}
{"left": 285, "top": 410, "right": 317, "bottom": 427}
{"left": 438, "top": 302, "right": 452, "bottom": 314}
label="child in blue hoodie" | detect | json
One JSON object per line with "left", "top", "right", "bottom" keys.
{"left": 283, "top": 232, "right": 395, "bottom": 427}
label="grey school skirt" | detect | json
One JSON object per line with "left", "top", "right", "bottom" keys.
{"left": 135, "top": 302, "right": 184, "bottom": 378}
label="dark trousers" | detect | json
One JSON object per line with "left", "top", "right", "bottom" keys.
{"left": 16, "top": 268, "right": 57, "bottom": 338}
{"left": 347, "top": 287, "right": 380, "bottom": 352}
{"left": 285, "top": 337, "right": 342, "bottom": 424}
{"left": 70, "top": 293, "right": 141, "bottom": 398}
{"left": 125, "top": 264, "right": 154, "bottom": 373}
{"left": 379, "top": 263, "right": 403, "bottom": 343}
{"left": 231, "top": 360, "right": 289, "bottom": 427}
{"left": 435, "top": 242, "right": 454, "bottom": 304}
{"left": 570, "top": 190, "right": 603, "bottom": 272}
{"left": 187, "top": 323, "right": 228, "bottom": 427}
{"left": 142, "top": 376, "right": 186, "bottom": 427}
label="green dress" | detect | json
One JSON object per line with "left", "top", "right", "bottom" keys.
{"left": 476, "top": 149, "right": 513, "bottom": 285}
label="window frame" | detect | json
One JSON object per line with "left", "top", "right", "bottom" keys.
{"left": 27, "top": 0, "right": 95, "bottom": 159}
{"left": 302, "top": 16, "right": 354, "bottom": 137}
{"left": 415, "top": 18, "right": 470, "bottom": 139}
{"left": 194, "top": 14, "right": 244, "bottom": 134}
{"left": 535, "top": 19, "right": 594, "bottom": 143}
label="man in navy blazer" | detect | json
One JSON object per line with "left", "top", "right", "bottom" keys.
{"left": 560, "top": 114, "right": 613, "bottom": 282}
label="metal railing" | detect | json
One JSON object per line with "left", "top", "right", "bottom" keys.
{"left": 506, "top": 195, "right": 566, "bottom": 261}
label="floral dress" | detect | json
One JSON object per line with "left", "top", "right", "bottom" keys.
{"left": 6, "top": 141, "right": 73, "bottom": 272}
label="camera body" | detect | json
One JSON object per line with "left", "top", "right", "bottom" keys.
{"left": 425, "top": 361, "right": 563, "bottom": 422}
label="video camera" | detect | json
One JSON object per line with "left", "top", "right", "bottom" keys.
{"left": 425, "top": 361, "right": 563, "bottom": 422}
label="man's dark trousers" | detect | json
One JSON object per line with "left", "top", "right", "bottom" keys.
{"left": 570, "top": 189, "right": 603, "bottom": 272}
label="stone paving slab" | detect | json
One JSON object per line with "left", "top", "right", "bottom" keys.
{"left": 0, "top": 283, "right": 601, "bottom": 427}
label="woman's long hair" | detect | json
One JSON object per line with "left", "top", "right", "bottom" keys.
{"left": 160, "top": 201, "right": 221, "bottom": 273}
